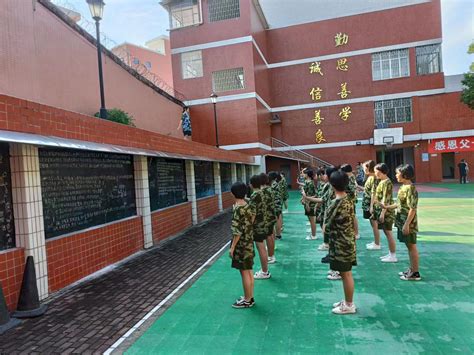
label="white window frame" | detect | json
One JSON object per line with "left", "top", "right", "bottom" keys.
{"left": 374, "top": 98, "right": 412, "bottom": 125}
{"left": 168, "top": 0, "right": 203, "bottom": 30}
{"left": 416, "top": 44, "right": 442, "bottom": 75}
{"left": 181, "top": 50, "right": 203, "bottom": 79}
{"left": 372, "top": 49, "right": 410, "bottom": 81}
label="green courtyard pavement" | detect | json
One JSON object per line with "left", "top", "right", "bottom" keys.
{"left": 126, "top": 184, "right": 474, "bottom": 354}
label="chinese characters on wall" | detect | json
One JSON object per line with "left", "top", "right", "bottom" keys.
{"left": 428, "top": 137, "right": 473, "bottom": 154}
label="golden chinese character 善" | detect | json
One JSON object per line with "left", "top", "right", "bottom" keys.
{"left": 312, "top": 110, "right": 324, "bottom": 125}
{"left": 339, "top": 106, "right": 352, "bottom": 121}
{"left": 338, "top": 82, "right": 351, "bottom": 99}
{"left": 315, "top": 129, "right": 326, "bottom": 143}
{"left": 309, "top": 61, "right": 324, "bottom": 75}
{"left": 335, "top": 32, "right": 349, "bottom": 47}
{"left": 310, "top": 87, "right": 323, "bottom": 101}
{"left": 336, "top": 58, "right": 349, "bottom": 71}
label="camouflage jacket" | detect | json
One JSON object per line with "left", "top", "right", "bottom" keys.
{"left": 249, "top": 189, "right": 266, "bottom": 235}
{"left": 279, "top": 177, "right": 289, "bottom": 200}
{"left": 373, "top": 178, "right": 395, "bottom": 223}
{"left": 231, "top": 203, "right": 255, "bottom": 263}
{"left": 345, "top": 174, "right": 358, "bottom": 204}
{"left": 395, "top": 184, "right": 418, "bottom": 232}
{"left": 303, "top": 179, "right": 317, "bottom": 210}
{"left": 361, "top": 175, "right": 377, "bottom": 212}
{"left": 326, "top": 196, "right": 356, "bottom": 263}
{"left": 261, "top": 186, "right": 277, "bottom": 227}
{"left": 271, "top": 181, "right": 283, "bottom": 213}
{"left": 321, "top": 183, "right": 336, "bottom": 224}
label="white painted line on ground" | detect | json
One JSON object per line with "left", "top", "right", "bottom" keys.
{"left": 103, "top": 241, "right": 231, "bottom": 355}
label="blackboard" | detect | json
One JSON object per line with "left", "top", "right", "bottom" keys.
{"left": 0, "top": 144, "right": 15, "bottom": 251}
{"left": 39, "top": 149, "right": 136, "bottom": 239}
{"left": 148, "top": 157, "right": 187, "bottom": 210}
{"left": 220, "top": 163, "right": 232, "bottom": 192}
{"left": 194, "top": 161, "right": 215, "bottom": 198}
{"left": 236, "top": 164, "right": 243, "bottom": 181}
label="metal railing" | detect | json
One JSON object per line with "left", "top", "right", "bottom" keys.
{"left": 271, "top": 138, "right": 331, "bottom": 167}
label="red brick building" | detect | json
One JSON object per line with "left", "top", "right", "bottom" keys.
{"left": 163, "top": 0, "right": 474, "bottom": 186}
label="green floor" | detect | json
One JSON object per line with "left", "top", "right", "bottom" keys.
{"left": 127, "top": 184, "right": 474, "bottom": 354}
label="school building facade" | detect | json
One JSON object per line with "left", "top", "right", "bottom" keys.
{"left": 164, "top": 0, "right": 474, "bottom": 186}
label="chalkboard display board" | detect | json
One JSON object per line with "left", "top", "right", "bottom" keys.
{"left": 39, "top": 149, "right": 136, "bottom": 239}
{"left": 0, "top": 144, "right": 15, "bottom": 251}
{"left": 236, "top": 164, "right": 243, "bottom": 182}
{"left": 220, "top": 163, "right": 232, "bottom": 192}
{"left": 148, "top": 157, "right": 187, "bottom": 210}
{"left": 194, "top": 161, "right": 215, "bottom": 198}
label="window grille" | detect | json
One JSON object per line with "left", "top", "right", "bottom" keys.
{"left": 169, "top": 0, "right": 201, "bottom": 29}
{"left": 372, "top": 49, "right": 409, "bottom": 81}
{"left": 416, "top": 44, "right": 442, "bottom": 75}
{"left": 208, "top": 0, "right": 240, "bottom": 22}
{"left": 374, "top": 98, "right": 412, "bottom": 125}
{"left": 181, "top": 51, "right": 203, "bottom": 79}
{"left": 212, "top": 67, "right": 244, "bottom": 92}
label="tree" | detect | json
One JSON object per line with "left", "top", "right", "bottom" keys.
{"left": 460, "top": 42, "right": 474, "bottom": 110}
{"left": 94, "top": 108, "right": 135, "bottom": 126}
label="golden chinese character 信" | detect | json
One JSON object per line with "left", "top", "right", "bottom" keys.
{"left": 315, "top": 129, "right": 326, "bottom": 144}
{"left": 311, "top": 110, "right": 324, "bottom": 125}
{"left": 336, "top": 58, "right": 349, "bottom": 71}
{"left": 309, "top": 62, "right": 324, "bottom": 76}
{"left": 339, "top": 106, "right": 352, "bottom": 121}
{"left": 338, "top": 82, "right": 351, "bottom": 99}
{"left": 335, "top": 32, "right": 349, "bottom": 47}
{"left": 310, "top": 87, "right": 323, "bottom": 101}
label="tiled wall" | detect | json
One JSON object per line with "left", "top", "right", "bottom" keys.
{"left": 0, "top": 248, "right": 25, "bottom": 311}
{"left": 151, "top": 203, "right": 193, "bottom": 243}
{"left": 196, "top": 196, "right": 219, "bottom": 223}
{"left": 222, "top": 191, "right": 234, "bottom": 210}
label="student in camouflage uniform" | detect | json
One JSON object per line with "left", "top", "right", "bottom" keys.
{"left": 325, "top": 170, "right": 357, "bottom": 315}
{"left": 320, "top": 166, "right": 338, "bottom": 261}
{"left": 373, "top": 163, "right": 397, "bottom": 263}
{"left": 361, "top": 160, "right": 382, "bottom": 250}
{"left": 301, "top": 168, "right": 318, "bottom": 240}
{"left": 341, "top": 164, "right": 360, "bottom": 240}
{"left": 280, "top": 172, "right": 290, "bottom": 212}
{"left": 249, "top": 175, "right": 271, "bottom": 280}
{"left": 230, "top": 182, "right": 255, "bottom": 308}
{"left": 269, "top": 171, "right": 283, "bottom": 243}
{"left": 259, "top": 172, "right": 276, "bottom": 273}
{"left": 381, "top": 164, "right": 421, "bottom": 281}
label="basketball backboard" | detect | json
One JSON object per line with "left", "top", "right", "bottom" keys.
{"left": 373, "top": 127, "right": 403, "bottom": 146}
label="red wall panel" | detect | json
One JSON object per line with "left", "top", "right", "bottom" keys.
{"left": 222, "top": 191, "right": 234, "bottom": 209}
{"left": 197, "top": 196, "right": 219, "bottom": 222}
{"left": 0, "top": 248, "right": 25, "bottom": 311}
{"left": 151, "top": 203, "right": 193, "bottom": 243}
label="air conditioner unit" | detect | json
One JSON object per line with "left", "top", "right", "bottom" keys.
{"left": 269, "top": 113, "right": 281, "bottom": 124}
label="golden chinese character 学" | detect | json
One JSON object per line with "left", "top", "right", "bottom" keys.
{"left": 338, "top": 82, "right": 351, "bottom": 99}
{"left": 335, "top": 32, "right": 349, "bottom": 47}
{"left": 310, "top": 87, "right": 323, "bottom": 101}
{"left": 336, "top": 58, "right": 349, "bottom": 71}
{"left": 315, "top": 129, "right": 326, "bottom": 144}
{"left": 339, "top": 106, "right": 352, "bottom": 121}
{"left": 309, "top": 61, "right": 324, "bottom": 75}
{"left": 312, "top": 110, "right": 324, "bottom": 125}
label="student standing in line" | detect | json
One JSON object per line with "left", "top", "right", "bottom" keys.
{"left": 280, "top": 172, "right": 290, "bottom": 213}
{"left": 258, "top": 172, "right": 276, "bottom": 273}
{"left": 341, "top": 164, "right": 360, "bottom": 240}
{"left": 230, "top": 182, "right": 255, "bottom": 308}
{"left": 360, "top": 160, "right": 382, "bottom": 250}
{"left": 302, "top": 168, "right": 318, "bottom": 240}
{"left": 269, "top": 171, "right": 283, "bottom": 242}
{"left": 373, "top": 163, "right": 397, "bottom": 263}
{"left": 320, "top": 166, "right": 338, "bottom": 263}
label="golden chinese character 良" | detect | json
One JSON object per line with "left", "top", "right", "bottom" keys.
{"left": 311, "top": 110, "right": 325, "bottom": 125}
{"left": 310, "top": 87, "right": 323, "bottom": 101}
{"left": 338, "top": 82, "right": 351, "bottom": 99}
{"left": 315, "top": 129, "right": 326, "bottom": 143}
{"left": 309, "top": 61, "right": 324, "bottom": 76}
{"left": 336, "top": 58, "right": 349, "bottom": 71}
{"left": 339, "top": 106, "right": 352, "bottom": 121}
{"left": 335, "top": 32, "right": 349, "bottom": 47}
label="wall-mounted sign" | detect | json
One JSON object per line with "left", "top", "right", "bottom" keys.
{"left": 428, "top": 136, "right": 473, "bottom": 154}
{"left": 421, "top": 153, "right": 429, "bottom": 162}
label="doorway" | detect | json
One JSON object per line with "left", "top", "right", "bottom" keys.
{"left": 377, "top": 147, "right": 414, "bottom": 181}
{"left": 442, "top": 152, "right": 455, "bottom": 178}
{"left": 280, "top": 164, "right": 291, "bottom": 187}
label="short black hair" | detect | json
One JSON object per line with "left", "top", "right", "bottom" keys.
{"left": 317, "top": 168, "right": 325, "bottom": 176}
{"left": 268, "top": 171, "right": 281, "bottom": 183}
{"left": 341, "top": 164, "right": 353, "bottom": 173}
{"left": 250, "top": 175, "right": 261, "bottom": 189}
{"left": 325, "top": 165, "right": 338, "bottom": 178}
{"left": 363, "top": 160, "right": 375, "bottom": 173}
{"left": 231, "top": 182, "right": 248, "bottom": 199}
{"left": 396, "top": 164, "right": 415, "bottom": 180}
{"left": 375, "top": 163, "right": 389, "bottom": 175}
{"left": 305, "top": 168, "right": 315, "bottom": 179}
{"left": 329, "top": 170, "right": 349, "bottom": 192}
{"left": 259, "top": 172, "right": 269, "bottom": 185}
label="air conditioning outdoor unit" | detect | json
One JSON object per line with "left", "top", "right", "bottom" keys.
{"left": 269, "top": 113, "right": 281, "bottom": 124}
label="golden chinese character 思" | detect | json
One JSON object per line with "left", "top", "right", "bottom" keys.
{"left": 335, "top": 32, "right": 349, "bottom": 47}
{"left": 309, "top": 61, "right": 324, "bottom": 75}
{"left": 315, "top": 129, "right": 326, "bottom": 143}
{"left": 338, "top": 82, "right": 351, "bottom": 99}
{"left": 336, "top": 58, "right": 349, "bottom": 71}
{"left": 310, "top": 87, "right": 323, "bottom": 101}
{"left": 339, "top": 106, "right": 352, "bottom": 121}
{"left": 311, "top": 110, "right": 325, "bottom": 125}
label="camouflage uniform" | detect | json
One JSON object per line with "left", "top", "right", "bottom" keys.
{"left": 271, "top": 180, "right": 283, "bottom": 216}
{"left": 322, "top": 183, "right": 336, "bottom": 244}
{"left": 373, "top": 178, "right": 395, "bottom": 230}
{"left": 362, "top": 175, "right": 378, "bottom": 219}
{"left": 303, "top": 179, "right": 317, "bottom": 216}
{"left": 249, "top": 190, "right": 267, "bottom": 242}
{"left": 317, "top": 182, "right": 330, "bottom": 223}
{"left": 231, "top": 203, "right": 255, "bottom": 270}
{"left": 346, "top": 175, "right": 358, "bottom": 205}
{"left": 280, "top": 176, "right": 289, "bottom": 202}
{"left": 261, "top": 186, "right": 276, "bottom": 235}
{"left": 395, "top": 184, "right": 419, "bottom": 244}
{"left": 326, "top": 196, "right": 357, "bottom": 272}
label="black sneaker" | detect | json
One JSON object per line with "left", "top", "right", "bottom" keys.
{"left": 400, "top": 271, "right": 421, "bottom": 281}
{"left": 275, "top": 235, "right": 282, "bottom": 240}
{"left": 321, "top": 254, "right": 330, "bottom": 264}
{"left": 232, "top": 298, "right": 255, "bottom": 308}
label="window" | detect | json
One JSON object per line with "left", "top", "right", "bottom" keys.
{"left": 169, "top": 0, "right": 201, "bottom": 29}
{"left": 236, "top": 164, "right": 242, "bottom": 182}
{"left": 194, "top": 161, "right": 215, "bottom": 198}
{"left": 220, "top": 163, "right": 232, "bottom": 192}
{"left": 181, "top": 51, "right": 203, "bottom": 79}
{"left": 372, "top": 49, "right": 409, "bottom": 81}
{"left": 132, "top": 58, "right": 140, "bottom": 65}
{"left": 145, "top": 61, "right": 152, "bottom": 70}
{"left": 374, "top": 98, "right": 412, "bottom": 125}
{"left": 208, "top": 0, "right": 240, "bottom": 22}
{"left": 416, "top": 44, "right": 442, "bottom": 75}
{"left": 212, "top": 67, "right": 244, "bottom": 92}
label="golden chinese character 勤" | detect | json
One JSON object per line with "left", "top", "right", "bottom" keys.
{"left": 310, "top": 87, "right": 323, "bottom": 101}
{"left": 311, "top": 110, "right": 324, "bottom": 125}
{"left": 336, "top": 58, "right": 349, "bottom": 71}
{"left": 334, "top": 32, "right": 349, "bottom": 47}
{"left": 309, "top": 61, "right": 324, "bottom": 76}
{"left": 338, "top": 82, "right": 351, "bottom": 99}
{"left": 339, "top": 106, "right": 352, "bottom": 121}
{"left": 315, "top": 129, "right": 326, "bottom": 143}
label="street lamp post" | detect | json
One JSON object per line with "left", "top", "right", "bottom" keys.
{"left": 210, "top": 93, "right": 219, "bottom": 147}
{"left": 87, "top": 0, "right": 107, "bottom": 119}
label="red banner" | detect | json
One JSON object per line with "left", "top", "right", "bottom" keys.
{"left": 428, "top": 136, "right": 474, "bottom": 153}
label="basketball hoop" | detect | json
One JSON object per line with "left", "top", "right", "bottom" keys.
{"left": 383, "top": 136, "right": 394, "bottom": 149}
{"left": 386, "top": 142, "right": 393, "bottom": 149}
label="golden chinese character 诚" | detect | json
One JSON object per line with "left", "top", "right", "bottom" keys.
{"left": 309, "top": 61, "right": 324, "bottom": 75}
{"left": 315, "top": 129, "right": 326, "bottom": 144}
{"left": 311, "top": 110, "right": 325, "bottom": 125}
{"left": 335, "top": 32, "right": 349, "bottom": 47}
{"left": 339, "top": 106, "right": 352, "bottom": 121}
{"left": 338, "top": 82, "right": 351, "bottom": 99}
{"left": 336, "top": 58, "right": 349, "bottom": 71}
{"left": 310, "top": 87, "right": 323, "bottom": 101}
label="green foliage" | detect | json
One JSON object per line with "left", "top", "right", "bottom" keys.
{"left": 461, "top": 73, "right": 474, "bottom": 110}
{"left": 94, "top": 108, "right": 135, "bottom": 126}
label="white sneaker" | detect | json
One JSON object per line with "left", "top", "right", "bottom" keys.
{"left": 305, "top": 235, "right": 318, "bottom": 240}
{"left": 333, "top": 300, "right": 357, "bottom": 310}
{"left": 267, "top": 256, "right": 276, "bottom": 264}
{"left": 398, "top": 267, "right": 411, "bottom": 276}
{"left": 254, "top": 270, "right": 271, "bottom": 279}
{"left": 306, "top": 222, "right": 311, "bottom": 226}
{"left": 355, "top": 235, "right": 360, "bottom": 240}
{"left": 306, "top": 228, "right": 312, "bottom": 233}
{"left": 379, "top": 253, "right": 390, "bottom": 259}
{"left": 367, "top": 243, "right": 381, "bottom": 250}
{"left": 318, "top": 243, "right": 329, "bottom": 251}
{"left": 327, "top": 271, "right": 341, "bottom": 280}
{"left": 332, "top": 301, "right": 357, "bottom": 315}
{"left": 381, "top": 255, "right": 398, "bottom": 263}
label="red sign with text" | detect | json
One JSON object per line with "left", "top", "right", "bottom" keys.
{"left": 428, "top": 136, "right": 474, "bottom": 153}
